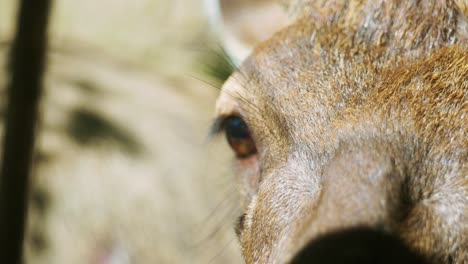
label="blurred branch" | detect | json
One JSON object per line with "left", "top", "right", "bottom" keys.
{"left": 0, "top": 0, "right": 52, "bottom": 263}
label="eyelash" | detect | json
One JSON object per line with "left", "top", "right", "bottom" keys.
{"left": 208, "top": 116, "right": 228, "bottom": 138}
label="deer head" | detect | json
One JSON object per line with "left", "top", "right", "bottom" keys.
{"left": 210, "top": 0, "right": 468, "bottom": 263}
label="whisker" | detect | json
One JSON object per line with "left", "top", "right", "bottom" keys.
{"left": 234, "top": 91, "right": 278, "bottom": 138}
{"left": 215, "top": 42, "right": 240, "bottom": 71}
{"left": 194, "top": 209, "right": 240, "bottom": 248}
{"left": 193, "top": 194, "right": 240, "bottom": 246}
{"left": 185, "top": 40, "right": 237, "bottom": 86}
{"left": 208, "top": 237, "right": 237, "bottom": 264}
{"left": 193, "top": 186, "right": 238, "bottom": 231}
{"left": 187, "top": 73, "right": 223, "bottom": 90}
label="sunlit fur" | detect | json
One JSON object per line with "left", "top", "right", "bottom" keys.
{"left": 215, "top": 0, "right": 467, "bottom": 263}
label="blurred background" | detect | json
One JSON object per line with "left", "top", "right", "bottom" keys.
{"left": 0, "top": 0, "right": 242, "bottom": 263}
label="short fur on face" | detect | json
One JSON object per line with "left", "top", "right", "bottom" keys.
{"left": 215, "top": 0, "right": 467, "bottom": 263}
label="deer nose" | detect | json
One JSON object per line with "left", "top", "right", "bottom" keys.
{"left": 290, "top": 227, "right": 427, "bottom": 264}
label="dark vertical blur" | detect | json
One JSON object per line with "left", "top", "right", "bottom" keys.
{"left": 0, "top": 0, "right": 51, "bottom": 263}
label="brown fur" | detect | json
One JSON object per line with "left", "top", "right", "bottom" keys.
{"left": 215, "top": 0, "right": 467, "bottom": 263}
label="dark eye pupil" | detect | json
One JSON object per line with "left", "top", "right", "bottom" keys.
{"left": 225, "top": 117, "right": 249, "bottom": 138}
{"left": 224, "top": 117, "right": 257, "bottom": 158}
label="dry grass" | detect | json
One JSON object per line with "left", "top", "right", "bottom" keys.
{"left": 0, "top": 0, "right": 242, "bottom": 263}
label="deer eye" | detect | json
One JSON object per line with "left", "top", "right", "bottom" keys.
{"left": 224, "top": 116, "right": 257, "bottom": 158}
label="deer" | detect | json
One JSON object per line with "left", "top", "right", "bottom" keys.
{"left": 208, "top": 0, "right": 467, "bottom": 263}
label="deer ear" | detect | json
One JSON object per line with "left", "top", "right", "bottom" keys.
{"left": 205, "top": 0, "right": 290, "bottom": 66}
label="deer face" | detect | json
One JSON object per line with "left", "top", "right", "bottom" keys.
{"left": 212, "top": 1, "right": 468, "bottom": 263}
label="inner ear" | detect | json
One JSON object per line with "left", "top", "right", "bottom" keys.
{"left": 206, "top": 0, "right": 290, "bottom": 65}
